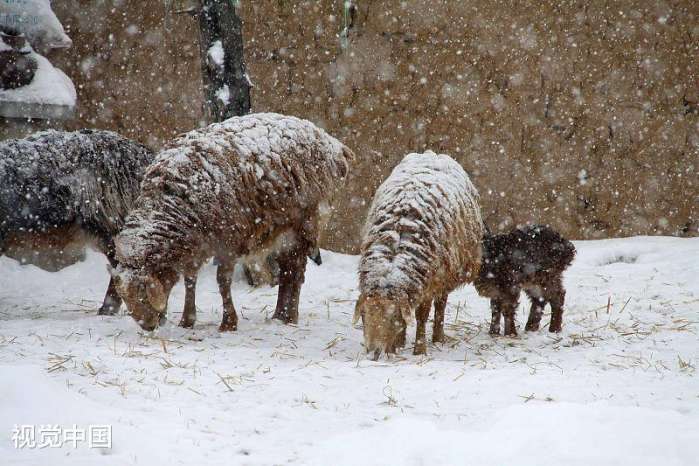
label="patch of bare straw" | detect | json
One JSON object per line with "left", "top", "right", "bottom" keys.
{"left": 160, "top": 358, "right": 190, "bottom": 370}
{"left": 47, "top": 353, "right": 74, "bottom": 373}
{"left": 61, "top": 298, "right": 102, "bottom": 313}
{"left": 324, "top": 334, "right": 345, "bottom": 351}
{"left": 677, "top": 355, "right": 695, "bottom": 374}
{"left": 670, "top": 318, "right": 697, "bottom": 333}
{"left": 215, "top": 371, "right": 256, "bottom": 392}
{"left": 139, "top": 332, "right": 189, "bottom": 347}
{"left": 444, "top": 300, "right": 482, "bottom": 351}
{"left": 99, "top": 378, "right": 127, "bottom": 397}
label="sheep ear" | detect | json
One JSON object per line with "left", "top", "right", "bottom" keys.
{"left": 352, "top": 297, "right": 363, "bottom": 325}
{"left": 342, "top": 145, "right": 356, "bottom": 163}
{"left": 146, "top": 276, "right": 168, "bottom": 312}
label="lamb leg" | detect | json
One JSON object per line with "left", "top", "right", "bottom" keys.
{"left": 500, "top": 294, "right": 519, "bottom": 337}
{"left": 489, "top": 299, "right": 502, "bottom": 335}
{"left": 547, "top": 279, "right": 565, "bottom": 333}
{"left": 524, "top": 293, "right": 545, "bottom": 332}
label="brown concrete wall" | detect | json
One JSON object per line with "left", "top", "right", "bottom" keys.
{"left": 2, "top": 1, "right": 697, "bottom": 253}
{"left": 2, "top": 0, "right": 207, "bottom": 146}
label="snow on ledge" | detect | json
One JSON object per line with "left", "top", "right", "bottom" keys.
{"left": 0, "top": 51, "right": 76, "bottom": 112}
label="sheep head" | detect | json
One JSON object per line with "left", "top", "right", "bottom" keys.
{"left": 113, "top": 266, "right": 178, "bottom": 331}
{"left": 353, "top": 292, "right": 413, "bottom": 360}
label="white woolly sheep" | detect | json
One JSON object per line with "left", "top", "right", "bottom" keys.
{"left": 354, "top": 151, "right": 483, "bottom": 358}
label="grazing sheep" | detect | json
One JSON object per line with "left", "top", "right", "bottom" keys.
{"left": 0, "top": 129, "right": 154, "bottom": 314}
{"left": 354, "top": 151, "right": 483, "bottom": 358}
{"left": 474, "top": 224, "right": 576, "bottom": 336}
{"left": 114, "top": 113, "right": 354, "bottom": 332}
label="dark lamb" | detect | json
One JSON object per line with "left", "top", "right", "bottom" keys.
{"left": 474, "top": 224, "right": 576, "bottom": 336}
{"left": 0, "top": 129, "right": 154, "bottom": 314}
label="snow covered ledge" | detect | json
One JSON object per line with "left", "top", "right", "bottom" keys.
{"left": 0, "top": 51, "right": 76, "bottom": 120}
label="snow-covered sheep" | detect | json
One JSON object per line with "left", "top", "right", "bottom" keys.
{"left": 474, "top": 224, "right": 576, "bottom": 335}
{"left": 114, "top": 113, "right": 355, "bottom": 332}
{"left": 354, "top": 151, "right": 483, "bottom": 358}
{"left": 0, "top": 129, "right": 154, "bottom": 314}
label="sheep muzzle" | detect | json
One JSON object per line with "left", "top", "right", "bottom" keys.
{"left": 115, "top": 268, "right": 176, "bottom": 331}
{"left": 355, "top": 294, "right": 410, "bottom": 359}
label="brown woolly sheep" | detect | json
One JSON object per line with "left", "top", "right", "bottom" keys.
{"left": 474, "top": 224, "right": 576, "bottom": 336}
{"left": 114, "top": 113, "right": 354, "bottom": 332}
{"left": 354, "top": 151, "right": 483, "bottom": 358}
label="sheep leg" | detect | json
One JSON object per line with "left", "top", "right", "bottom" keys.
{"left": 524, "top": 291, "right": 545, "bottom": 332}
{"left": 179, "top": 272, "right": 198, "bottom": 328}
{"left": 98, "top": 250, "right": 122, "bottom": 315}
{"left": 272, "top": 243, "right": 308, "bottom": 324}
{"left": 217, "top": 260, "right": 238, "bottom": 332}
{"left": 432, "top": 293, "right": 448, "bottom": 343}
{"left": 388, "top": 317, "right": 407, "bottom": 353}
{"left": 489, "top": 299, "right": 502, "bottom": 335}
{"left": 501, "top": 293, "right": 519, "bottom": 337}
{"left": 242, "top": 263, "right": 256, "bottom": 287}
{"left": 547, "top": 279, "right": 565, "bottom": 333}
{"left": 413, "top": 299, "right": 431, "bottom": 355}
{"left": 395, "top": 320, "right": 407, "bottom": 348}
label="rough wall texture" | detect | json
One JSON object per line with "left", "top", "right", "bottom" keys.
{"left": 2, "top": 1, "right": 697, "bottom": 253}
{"left": 1, "top": 1, "right": 206, "bottom": 146}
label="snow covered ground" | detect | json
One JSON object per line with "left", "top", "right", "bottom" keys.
{"left": 0, "top": 236, "right": 697, "bottom": 465}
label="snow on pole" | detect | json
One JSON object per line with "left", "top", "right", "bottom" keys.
{"left": 197, "top": 0, "right": 250, "bottom": 122}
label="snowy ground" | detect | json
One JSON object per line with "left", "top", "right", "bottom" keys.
{"left": 1, "top": 236, "right": 697, "bottom": 465}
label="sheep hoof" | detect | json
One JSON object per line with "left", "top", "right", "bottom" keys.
{"left": 219, "top": 312, "right": 238, "bottom": 332}
{"left": 97, "top": 305, "right": 119, "bottom": 316}
{"left": 272, "top": 311, "right": 298, "bottom": 325}
{"left": 179, "top": 319, "right": 195, "bottom": 329}
{"left": 488, "top": 327, "right": 500, "bottom": 336}
{"left": 525, "top": 322, "right": 540, "bottom": 332}
{"left": 549, "top": 323, "right": 562, "bottom": 333}
{"left": 395, "top": 334, "right": 406, "bottom": 348}
{"left": 413, "top": 342, "right": 427, "bottom": 355}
